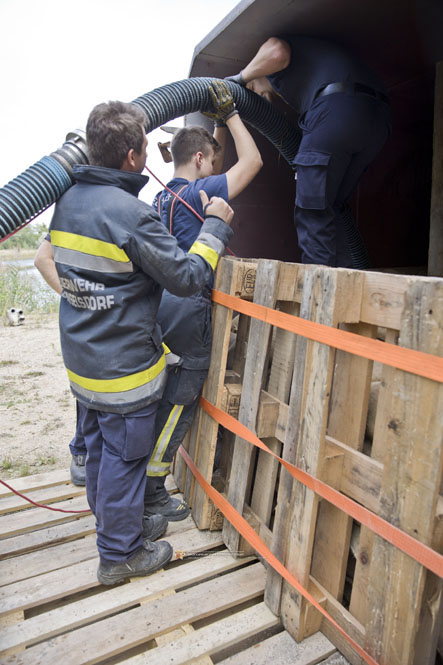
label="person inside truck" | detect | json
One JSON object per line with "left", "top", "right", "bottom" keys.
{"left": 226, "top": 35, "right": 391, "bottom": 268}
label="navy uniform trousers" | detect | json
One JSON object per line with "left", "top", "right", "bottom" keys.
{"left": 293, "top": 91, "right": 391, "bottom": 267}
{"left": 144, "top": 289, "right": 211, "bottom": 504}
{"left": 77, "top": 400, "right": 158, "bottom": 562}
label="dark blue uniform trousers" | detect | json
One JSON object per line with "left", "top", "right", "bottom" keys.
{"left": 294, "top": 92, "right": 391, "bottom": 267}
{"left": 77, "top": 400, "right": 158, "bottom": 562}
{"left": 145, "top": 291, "right": 211, "bottom": 503}
{"left": 69, "top": 400, "right": 87, "bottom": 456}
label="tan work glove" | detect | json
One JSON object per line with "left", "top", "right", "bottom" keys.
{"left": 203, "top": 80, "right": 239, "bottom": 125}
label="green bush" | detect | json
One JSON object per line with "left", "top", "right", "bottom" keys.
{"left": 0, "top": 222, "right": 49, "bottom": 250}
{"left": 0, "top": 264, "right": 59, "bottom": 316}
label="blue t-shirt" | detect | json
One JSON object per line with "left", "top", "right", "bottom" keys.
{"left": 152, "top": 174, "right": 228, "bottom": 252}
{"left": 267, "top": 35, "right": 385, "bottom": 115}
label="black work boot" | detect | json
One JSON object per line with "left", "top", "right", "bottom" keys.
{"left": 70, "top": 454, "right": 86, "bottom": 486}
{"left": 144, "top": 494, "right": 190, "bottom": 522}
{"left": 142, "top": 514, "right": 168, "bottom": 541}
{"left": 97, "top": 540, "right": 173, "bottom": 585}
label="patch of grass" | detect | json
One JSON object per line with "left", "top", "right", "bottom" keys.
{"left": 20, "top": 419, "right": 32, "bottom": 425}
{"left": 1, "top": 458, "right": 13, "bottom": 470}
{"left": 24, "top": 371, "right": 45, "bottom": 379}
{"left": 19, "top": 465, "right": 30, "bottom": 477}
{"left": 36, "top": 456, "right": 56, "bottom": 467}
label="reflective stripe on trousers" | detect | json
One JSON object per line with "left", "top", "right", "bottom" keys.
{"left": 146, "top": 404, "right": 184, "bottom": 477}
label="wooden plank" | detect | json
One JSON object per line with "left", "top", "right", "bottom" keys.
{"left": 0, "top": 483, "right": 85, "bottom": 515}
{"left": 276, "top": 261, "right": 304, "bottom": 302}
{"left": 311, "top": 321, "right": 374, "bottom": 603}
{"left": 250, "top": 299, "right": 300, "bottom": 528}
{"left": 188, "top": 258, "right": 242, "bottom": 528}
{"left": 320, "top": 620, "right": 366, "bottom": 665}
{"left": 309, "top": 577, "right": 365, "bottom": 646}
{"left": 265, "top": 266, "right": 315, "bottom": 615}
{"left": 278, "top": 268, "right": 360, "bottom": 640}
{"left": 0, "top": 469, "right": 71, "bottom": 498}
{"left": 0, "top": 551, "right": 253, "bottom": 655}
{"left": 327, "top": 322, "right": 375, "bottom": 451}
{"left": 428, "top": 61, "right": 443, "bottom": 277}
{"left": 325, "top": 437, "right": 382, "bottom": 515}
{"left": 0, "top": 534, "right": 97, "bottom": 586}
{"left": 267, "top": 298, "right": 300, "bottom": 401}
{"left": 348, "top": 327, "right": 398, "bottom": 625}
{"left": 2, "top": 563, "right": 265, "bottom": 665}
{"left": 359, "top": 271, "right": 408, "bottom": 329}
{"left": 0, "top": 515, "right": 96, "bottom": 559}
{"left": 365, "top": 279, "right": 443, "bottom": 665}
{"left": 0, "top": 527, "right": 223, "bottom": 615}
{"left": 224, "top": 259, "right": 281, "bottom": 554}
{"left": 120, "top": 603, "right": 278, "bottom": 665}
{"left": 0, "top": 495, "right": 90, "bottom": 538}
{"left": 265, "top": 267, "right": 342, "bottom": 623}
{"left": 218, "top": 629, "right": 336, "bottom": 665}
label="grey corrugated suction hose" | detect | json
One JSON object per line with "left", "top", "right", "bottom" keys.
{"left": 0, "top": 78, "right": 300, "bottom": 243}
{"left": 0, "top": 77, "right": 369, "bottom": 268}
{"left": 132, "top": 78, "right": 301, "bottom": 163}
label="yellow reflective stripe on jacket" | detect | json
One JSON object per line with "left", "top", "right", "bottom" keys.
{"left": 66, "top": 352, "right": 166, "bottom": 393}
{"left": 51, "top": 230, "right": 130, "bottom": 263}
{"left": 188, "top": 241, "right": 218, "bottom": 271}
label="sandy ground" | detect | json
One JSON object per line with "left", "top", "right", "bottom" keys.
{"left": 0, "top": 311, "right": 76, "bottom": 479}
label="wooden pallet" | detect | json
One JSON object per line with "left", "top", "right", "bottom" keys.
{"left": 0, "top": 469, "right": 341, "bottom": 665}
{"left": 175, "top": 258, "right": 443, "bottom": 665}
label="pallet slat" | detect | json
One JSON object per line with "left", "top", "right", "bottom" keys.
{"left": 218, "top": 629, "right": 337, "bottom": 665}
{"left": 120, "top": 603, "right": 278, "bottom": 665}
{"left": 0, "top": 527, "right": 223, "bottom": 615}
{"left": 2, "top": 563, "right": 265, "bottom": 665}
{"left": 0, "top": 552, "right": 252, "bottom": 655}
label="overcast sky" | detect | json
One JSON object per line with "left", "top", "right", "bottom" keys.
{"left": 0, "top": 0, "right": 239, "bottom": 222}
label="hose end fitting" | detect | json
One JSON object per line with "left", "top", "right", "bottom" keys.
{"left": 50, "top": 129, "right": 89, "bottom": 180}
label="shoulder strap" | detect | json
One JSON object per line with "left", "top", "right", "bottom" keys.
{"left": 166, "top": 184, "right": 188, "bottom": 235}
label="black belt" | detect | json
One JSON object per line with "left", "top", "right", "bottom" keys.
{"left": 316, "top": 82, "right": 389, "bottom": 104}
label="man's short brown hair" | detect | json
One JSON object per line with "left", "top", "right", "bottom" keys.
{"left": 171, "top": 127, "right": 221, "bottom": 168}
{"left": 86, "top": 101, "right": 147, "bottom": 169}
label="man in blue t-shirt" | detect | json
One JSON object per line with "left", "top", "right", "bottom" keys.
{"left": 226, "top": 35, "right": 392, "bottom": 268}
{"left": 144, "top": 81, "right": 262, "bottom": 520}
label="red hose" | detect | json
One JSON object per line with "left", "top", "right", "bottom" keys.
{"left": 145, "top": 165, "right": 236, "bottom": 256}
{"left": 0, "top": 478, "right": 90, "bottom": 513}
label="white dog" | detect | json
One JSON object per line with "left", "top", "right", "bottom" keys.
{"left": 6, "top": 307, "right": 25, "bottom": 326}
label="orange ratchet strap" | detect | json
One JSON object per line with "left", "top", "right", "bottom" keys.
{"left": 199, "top": 397, "right": 443, "bottom": 579}
{"left": 179, "top": 444, "right": 379, "bottom": 665}
{"left": 211, "top": 290, "right": 443, "bottom": 383}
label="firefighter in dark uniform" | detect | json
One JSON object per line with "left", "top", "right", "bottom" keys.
{"left": 227, "top": 35, "right": 392, "bottom": 267}
{"left": 49, "top": 100, "right": 234, "bottom": 585}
